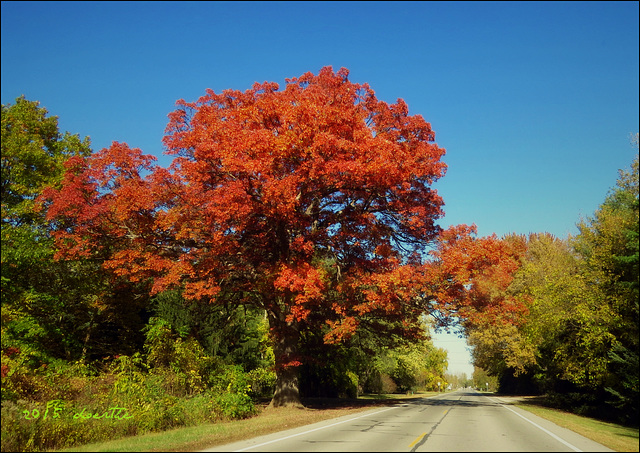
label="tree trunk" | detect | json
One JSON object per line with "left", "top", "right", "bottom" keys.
{"left": 80, "top": 310, "right": 96, "bottom": 364}
{"left": 267, "top": 309, "right": 303, "bottom": 408}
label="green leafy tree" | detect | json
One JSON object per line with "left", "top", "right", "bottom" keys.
{"left": 1, "top": 98, "right": 147, "bottom": 395}
{"left": 351, "top": 318, "right": 448, "bottom": 394}
{"left": 468, "top": 138, "right": 638, "bottom": 422}
{"left": 517, "top": 233, "right": 614, "bottom": 391}
{"left": 470, "top": 232, "right": 618, "bottom": 396}
{"left": 150, "top": 289, "right": 273, "bottom": 371}
{"left": 472, "top": 367, "right": 498, "bottom": 392}
{"left": 571, "top": 135, "right": 638, "bottom": 423}
{"left": 2, "top": 97, "right": 93, "bottom": 366}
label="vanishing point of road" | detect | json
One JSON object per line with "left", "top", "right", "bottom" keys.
{"left": 202, "top": 389, "right": 613, "bottom": 452}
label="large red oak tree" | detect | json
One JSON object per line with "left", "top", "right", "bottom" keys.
{"left": 41, "top": 67, "right": 526, "bottom": 406}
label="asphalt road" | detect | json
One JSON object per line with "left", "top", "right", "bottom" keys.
{"left": 202, "top": 390, "right": 613, "bottom": 452}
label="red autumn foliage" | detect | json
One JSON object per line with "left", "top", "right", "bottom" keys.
{"left": 40, "top": 67, "right": 525, "bottom": 406}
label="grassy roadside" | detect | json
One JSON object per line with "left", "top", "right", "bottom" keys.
{"left": 57, "top": 392, "right": 638, "bottom": 452}
{"left": 59, "top": 393, "right": 428, "bottom": 452}
{"left": 59, "top": 407, "right": 368, "bottom": 452}
{"left": 515, "top": 402, "right": 639, "bottom": 452}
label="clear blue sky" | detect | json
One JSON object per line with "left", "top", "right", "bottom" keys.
{"left": 2, "top": 1, "right": 638, "bottom": 376}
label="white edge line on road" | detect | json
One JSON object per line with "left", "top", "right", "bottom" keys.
{"left": 233, "top": 406, "right": 397, "bottom": 452}
{"left": 490, "top": 397, "right": 582, "bottom": 452}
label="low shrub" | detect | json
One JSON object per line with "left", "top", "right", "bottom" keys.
{"left": 1, "top": 315, "right": 268, "bottom": 451}
{"left": 247, "top": 367, "right": 276, "bottom": 398}
{"left": 2, "top": 349, "right": 263, "bottom": 451}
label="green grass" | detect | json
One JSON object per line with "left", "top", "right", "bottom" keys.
{"left": 516, "top": 402, "right": 639, "bottom": 452}
{"left": 56, "top": 392, "right": 638, "bottom": 452}
{"left": 57, "top": 393, "right": 429, "bottom": 452}
{"left": 57, "top": 404, "right": 384, "bottom": 452}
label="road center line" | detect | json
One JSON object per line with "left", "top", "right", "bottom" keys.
{"left": 489, "top": 397, "right": 582, "bottom": 452}
{"left": 233, "top": 406, "right": 397, "bottom": 452}
{"left": 410, "top": 408, "right": 450, "bottom": 452}
{"left": 408, "top": 432, "right": 427, "bottom": 448}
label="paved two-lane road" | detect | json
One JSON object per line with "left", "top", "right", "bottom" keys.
{"left": 202, "top": 390, "right": 613, "bottom": 452}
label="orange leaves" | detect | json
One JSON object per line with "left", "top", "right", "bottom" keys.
{"left": 374, "top": 243, "right": 393, "bottom": 258}
{"left": 274, "top": 262, "right": 326, "bottom": 322}
{"left": 290, "top": 236, "right": 315, "bottom": 256}
{"left": 36, "top": 66, "right": 543, "bottom": 398}
{"left": 277, "top": 359, "right": 303, "bottom": 370}
{"left": 88, "top": 142, "right": 156, "bottom": 183}
{"left": 41, "top": 156, "right": 99, "bottom": 221}
{"left": 424, "top": 225, "right": 528, "bottom": 328}
{"left": 355, "top": 264, "right": 418, "bottom": 314}
{"left": 45, "top": 67, "right": 467, "bottom": 355}
{"left": 183, "top": 280, "right": 221, "bottom": 301}
{"left": 324, "top": 316, "right": 359, "bottom": 344}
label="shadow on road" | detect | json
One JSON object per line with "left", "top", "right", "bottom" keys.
{"left": 294, "top": 391, "right": 510, "bottom": 411}
{"left": 402, "top": 392, "right": 502, "bottom": 408}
